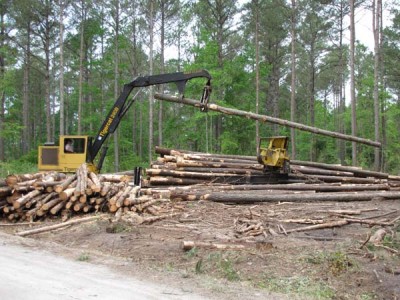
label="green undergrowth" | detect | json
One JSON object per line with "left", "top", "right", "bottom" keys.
{"left": 0, "top": 160, "right": 37, "bottom": 178}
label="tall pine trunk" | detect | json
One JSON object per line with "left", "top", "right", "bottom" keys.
{"left": 22, "top": 23, "right": 31, "bottom": 153}
{"left": 77, "top": 0, "right": 86, "bottom": 135}
{"left": 290, "top": 0, "right": 296, "bottom": 160}
{"left": 113, "top": 0, "right": 120, "bottom": 172}
{"left": 373, "top": 0, "right": 381, "bottom": 171}
{"left": 349, "top": 0, "right": 357, "bottom": 166}
{"left": 0, "top": 3, "right": 5, "bottom": 160}
{"left": 254, "top": 0, "right": 260, "bottom": 152}
{"left": 44, "top": 14, "right": 52, "bottom": 142}
{"left": 158, "top": 1, "right": 165, "bottom": 147}
{"left": 148, "top": 0, "right": 154, "bottom": 163}
{"left": 338, "top": 0, "right": 345, "bottom": 165}
{"left": 59, "top": 0, "right": 65, "bottom": 135}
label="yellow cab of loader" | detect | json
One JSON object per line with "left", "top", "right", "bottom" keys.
{"left": 38, "top": 135, "right": 89, "bottom": 173}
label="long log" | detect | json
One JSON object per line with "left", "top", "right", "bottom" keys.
{"left": 285, "top": 220, "right": 350, "bottom": 233}
{"left": 175, "top": 167, "right": 262, "bottom": 175}
{"left": 154, "top": 93, "right": 381, "bottom": 148}
{"left": 171, "top": 189, "right": 315, "bottom": 201}
{"left": 291, "top": 165, "right": 354, "bottom": 177}
{"left": 201, "top": 190, "right": 400, "bottom": 203}
{"left": 146, "top": 168, "right": 244, "bottom": 179}
{"left": 291, "top": 160, "right": 388, "bottom": 179}
{"left": 169, "top": 183, "right": 389, "bottom": 196}
{"left": 175, "top": 159, "right": 263, "bottom": 170}
{"left": 154, "top": 146, "right": 255, "bottom": 161}
{"left": 290, "top": 173, "right": 382, "bottom": 184}
{"left": 182, "top": 240, "right": 245, "bottom": 251}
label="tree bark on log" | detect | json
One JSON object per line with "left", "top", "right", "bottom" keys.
{"left": 201, "top": 191, "right": 400, "bottom": 203}
{"left": 154, "top": 93, "right": 381, "bottom": 148}
{"left": 291, "top": 160, "right": 388, "bottom": 179}
{"left": 6, "top": 173, "right": 43, "bottom": 187}
{"left": 59, "top": 187, "right": 76, "bottom": 201}
{"left": 182, "top": 240, "right": 246, "bottom": 251}
{"left": 54, "top": 174, "right": 77, "bottom": 193}
{"left": 89, "top": 172, "right": 102, "bottom": 192}
{"left": 176, "top": 159, "right": 263, "bottom": 170}
{"left": 290, "top": 173, "right": 382, "bottom": 184}
{"left": 13, "top": 190, "right": 42, "bottom": 209}
{"left": 168, "top": 183, "right": 389, "bottom": 193}
{"left": 146, "top": 168, "right": 243, "bottom": 179}
{"left": 100, "top": 174, "right": 132, "bottom": 183}
{"left": 0, "top": 186, "right": 12, "bottom": 197}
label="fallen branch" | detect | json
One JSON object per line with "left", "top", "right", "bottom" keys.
{"left": 182, "top": 240, "right": 246, "bottom": 251}
{"left": 15, "top": 215, "right": 104, "bottom": 237}
{"left": 285, "top": 220, "right": 349, "bottom": 233}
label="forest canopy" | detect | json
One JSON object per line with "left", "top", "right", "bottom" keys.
{"left": 0, "top": 0, "right": 399, "bottom": 174}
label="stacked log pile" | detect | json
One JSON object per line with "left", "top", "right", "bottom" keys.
{"left": 142, "top": 146, "right": 400, "bottom": 203}
{"left": 2, "top": 147, "right": 400, "bottom": 223}
{"left": 0, "top": 165, "right": 171, "bottom": 223}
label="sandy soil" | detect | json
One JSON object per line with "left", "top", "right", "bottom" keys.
{"left": 0, "top": 234, "right": 206, "bottom": 300}
{"left": 1, "top": 197, "right": 399, "bottom": 300}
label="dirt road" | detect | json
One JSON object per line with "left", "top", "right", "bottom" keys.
{"left": 0, "top": 238, "right": 205, "bottom": 300}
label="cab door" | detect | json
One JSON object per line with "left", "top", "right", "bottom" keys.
{"left": 59, "top": 136, "right": 88, "bottom": 172}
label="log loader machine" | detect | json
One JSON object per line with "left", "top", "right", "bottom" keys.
{"left": 38, "top": 70, "right": 212, "bottom": 174}
{"left": 257, "top": 136, "right": 290, "bottom": 174}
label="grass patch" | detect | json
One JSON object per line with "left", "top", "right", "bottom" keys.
{"left": 105, "top": 222, "right": 132, "bottom": 233}
{"left": 327, "top": 251, "right": 353, "bottom": 275}
{"left": 0, "top": 161, "right": 37, "bottom": 178}
{"left": 382, "top": 233, "right": 400, "bottom": 251}
{"left": 185, "top": 247, "right": 199, "bottom": 258}
{"left": 191, "top": 251, "right": 241, "bottom": 281}
{"left": 304, "top": 250, "right": 354, "bottom": 276}
{"left": 164, "top": 262, "right": 175, "bottom": 272}
{"left": 195, "top": 258, "right": 203, "bottom": 274}
{"left": 77, "top": 252, "right": 90, "bottom": 262}
{"left": 258, "top": 275, "right": 335, "bottom": 299}
{"left": 206, "top": 252, "right": 240, "bottom": 281}
{"left": 359, "top": 293, "right": 377, "bottom": 300}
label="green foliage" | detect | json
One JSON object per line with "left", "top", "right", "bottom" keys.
{"left": 1, "top": 0, "right": 400, "bottom": 175}
{"left": 77, "top": 252, "right": 90, "bottom": 262}
{"left": 0, "top": 150, "right": 38, "bottom": 177}
{"left": 305, "top": 250, "right": 354, "bottom": 276}
{"left": 258, "top": 275, "right": 335, "bottom": 299}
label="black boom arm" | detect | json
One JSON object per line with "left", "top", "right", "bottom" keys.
{"left": 86, "top": 70, "right": 212, "bottom": 169}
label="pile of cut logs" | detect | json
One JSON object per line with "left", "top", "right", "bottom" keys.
{"left": 142, "top": 147, "right": 400, "bottom": 203}
{"left": 0, "top": 164, "right": 170, "bottom": 222}
{"left": 2, "top": 146, "right": 400, "bottom": 223}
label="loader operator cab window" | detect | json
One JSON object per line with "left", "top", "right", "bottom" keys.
{"left": 64, "top": 138, "right": 85, "bottom": 154}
